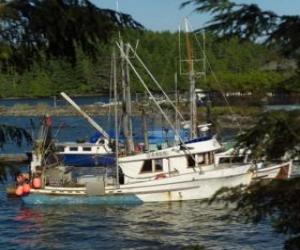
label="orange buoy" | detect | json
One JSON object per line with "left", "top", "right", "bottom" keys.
{"left": 15, "top": 185, "right": 24, "bottom": 196}
{"left": 32, "top": 177, "right": 42, "bottom": 189}
{"left": 23, "top": 183, "right": 30, "bottom": 193}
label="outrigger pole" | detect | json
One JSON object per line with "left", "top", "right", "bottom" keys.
{"left": 60, "top": 92, "right": 110, "bottom": 140}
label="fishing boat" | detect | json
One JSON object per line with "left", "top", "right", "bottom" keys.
{"left": 20, "top": 133, "right": 253, "bottom": 205}
{"left": 55, "top": 138, "right": 115, "bottom": 167}
{"left": 253, "top": 161, "right": 292, "bottom": 180}
{"left": 19, "top": 120, "right": 254, "bottom": 205}
{"left": 54, "top": 92, "right": 115, "bottom": 167}
{"left": 15, "top": 20, "right": 255, "bottom": 205}
{"left": 215, "top": 148, "right": 293, "bottom": 180}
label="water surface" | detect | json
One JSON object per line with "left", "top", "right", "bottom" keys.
{"left": 0, "top": 187, "right": 284, "bottom": 250}
{"left": 0, "top": 102, "right": 286, "bottom": 249}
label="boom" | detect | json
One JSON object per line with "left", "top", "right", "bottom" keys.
{"left": 60, "top": 92, "right": 110, "bottom": 140}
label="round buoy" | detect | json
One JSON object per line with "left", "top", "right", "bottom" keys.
{"left": 23, "top": 183, "right": 30, "bottom": 193}
{"left": 32, "top": 177, "right": 42, "bottom": 189}
{"left": 15, "top": 185, "right": 24, "bottom": 196}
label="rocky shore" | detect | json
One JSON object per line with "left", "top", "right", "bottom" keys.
{"left": 0, "top": 102, "right": 258, "bottom": 129}
{"left": 0, "top": 104, "right": 113, "bottom": 117}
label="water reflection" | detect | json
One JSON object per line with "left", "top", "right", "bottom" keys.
{"left": 0, "top": 199, "right": 282, "bottom": 250}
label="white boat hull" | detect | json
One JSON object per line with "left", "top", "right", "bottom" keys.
{"left": 253, "top": 161, "right": 292, "bottom": 180}
{"left": 133, "top": 170, "right": 252, "bottom": 202}
{"left": 23, "top": 165, "right": 252, "bottom": 204}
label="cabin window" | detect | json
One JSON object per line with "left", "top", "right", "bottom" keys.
{"left": 196, "top": 152, "right": 214, "bottom": 165}
{"left": 140, "top": 160, "right": 152, "bottom": 173}
{"left": 69, "top": 147, "right": 78, "bottom": 151}
{"left": 197, "top": 154, "right": 205, "bottom": 165}
{"left": 231, "top": 156, "right": 244, "bottom": 163}
{"left": 83, "top": 147, "right": 91, "bottom": 151}
{"left": 56, "top": 146, "right": 65, "bottom": 152}
{"left": 219, "top": 156, "right": 244, "bottom": 164}
{"left": 219, "top": 157, "right": 230, "bottom": 164}
{"left": 154, "top": 159, "right": 163, "bottom": 172}
{"left": 187, "top": 155, "right": 195, "bottom": 168}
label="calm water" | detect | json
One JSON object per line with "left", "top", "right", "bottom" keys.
{"left": 0, "top": 99, "right": 286, "bottom": 249}
{"left": 0, "top": 187, "right": 284, "bottom": 250}
{"left": 0, "top": 115, "right": 169, "bottom": 154}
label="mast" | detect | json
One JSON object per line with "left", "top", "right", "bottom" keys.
{"left": 113, "top": 49, "right": 120, "bottom": 188}
{"left": 174, "top": 72, "right": 180, "bottom": 144}
{"left": 184, "top": 18, "right": 197, "bottom": 139}
{"left": 125, "top": 44, "right": 134, "bottom": 151}
{"left": 121, "top": 42, "right": 134, "bottom": 154}
{"left": 116, "top": 0, "right": 134, "bottom": 155}
{"left": 60, "top": 92, "right": 110, "bottom": 140}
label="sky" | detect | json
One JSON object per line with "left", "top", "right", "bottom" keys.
{"left": 91, "top": 0, "right": 300, "bottom": 31}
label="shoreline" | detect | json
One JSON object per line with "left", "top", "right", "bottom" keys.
{"left": 0, "top": 103, "right": 259, "bottom": 129}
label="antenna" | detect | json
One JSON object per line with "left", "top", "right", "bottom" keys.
{"left": 116, "top": 0, "right": 122, "bottom": 41}
{"left": 178, "top": 18, "right": 205, "bottom": 77}
{"left": 179, "top": 17, "right": 208, "bottom": 139}
{"left": 116, "top": 0, "right": 119, "bottom": 12}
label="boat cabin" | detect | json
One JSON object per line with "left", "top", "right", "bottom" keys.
{"left": 55, "top": 138, "right": 112, "bottom": 155}
{"left": 119, "top": 137, "right": 221, "bottom": 184}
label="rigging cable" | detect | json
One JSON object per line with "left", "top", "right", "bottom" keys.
{"left": 186, "top": 20, "right": 243, "bottom": 133}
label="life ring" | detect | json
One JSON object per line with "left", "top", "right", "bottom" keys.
{"left": 155, "top": 173, "right": 167, "bottom": 180}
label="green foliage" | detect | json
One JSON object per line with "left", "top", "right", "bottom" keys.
{"left": 0, "top": 0, "right": 142, "bottom": 69}
{"left": 123, "top": 30, "right": 182, "bottom": 91}
{"left": 122, "top": 30, "right": 286, "bottom": 93}
{"left": 0, "top": 0, "right": 296, "bottom": 97}
{"left": 0, "top": 29, "right": 292, "bottom": 96}
{"left": 235, "top": 111, "right": 300, "bottom": 160}
{"left": 182, "top": 245, "right": 206, "bottom": 250}
{"left": 211, "top": 106, "right": 261, "bottom": 117}
{"left": 181, "top": 0, "right": 300, "bottom": 56}
{"left": 204, "top": 71, "right": 287, "bottom": 93}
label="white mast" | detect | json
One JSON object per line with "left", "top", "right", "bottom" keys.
{"left": 113, "top": 50, "right": 120, "bottom": 188}
{"left": 174, "top": 72, "right": 180, "bottom": 144}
